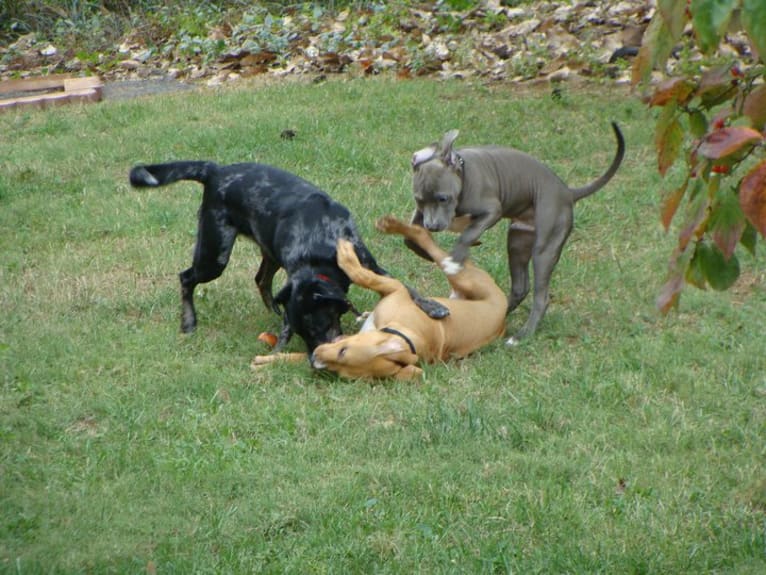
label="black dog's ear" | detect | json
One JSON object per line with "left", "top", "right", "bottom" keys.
{"left": 313, "top": 290, "right": 350, "bottom": 313}
{"left": 274, "top": 283, "right": 292, "bottom": 309}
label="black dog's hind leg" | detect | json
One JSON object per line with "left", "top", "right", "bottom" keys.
{"left": 255, "top": 253, "right": 281, "bottom": 314}
{"left": 179, "top": 209, "right": 237, "bottom": 333}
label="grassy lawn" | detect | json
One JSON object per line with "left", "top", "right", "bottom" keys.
{"left": 1, "top": 77, "right": 765, "bottom": 573}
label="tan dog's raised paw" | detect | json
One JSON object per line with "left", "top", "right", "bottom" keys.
{"left": 375, "top": 215, "right": 407, "bottom": 235}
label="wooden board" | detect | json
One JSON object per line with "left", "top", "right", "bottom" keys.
{"left": 0, "top": 74, "right": 103, "bottom": 112}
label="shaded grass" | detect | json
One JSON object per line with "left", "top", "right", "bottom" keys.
{"left": 1, "top": 77, "right": 765, "bottom": 573}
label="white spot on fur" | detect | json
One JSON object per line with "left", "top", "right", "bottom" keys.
{"left": 359, "top": 312, "right": 376, "bottom": 332}
{"left": 312, "top": 357, "right": 326, "bottom": 369}
{"left": 412, "top": 145, "right": 436, "bottom": 168}
{"left": 441, "top": 257, "right": 462, "bottom": 276}
{"left": 505, "top": 336, "right": 520, "bottom": 347}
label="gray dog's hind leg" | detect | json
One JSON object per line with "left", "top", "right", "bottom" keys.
{"left": 507, "top": 216, "right": 571, "bottom": 346}
{"left": 506, "top": 225, "right": 535, "bottom": 313}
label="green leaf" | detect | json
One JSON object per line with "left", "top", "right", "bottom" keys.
{"left": 690, "top": 0, "right": 738, "bottom": 54}
{"left": 689, "top": 110, "right": 708, "bottom": 138}
{"left": 658, "top": 0, "right": 690, "bottom": 40}
{"left": 678, "top": 179, "right": 710, "bottom": 251}
{"left": 632, "top": 12, "right": 676, "bottom": 85}
{"left": 742, "top": 0, "right": 766, "bottom": 62}
{"left": 698, "top": 241, "right": 740, "bottom": 290}
{"left": 740, "top": 221, "right": 758, "bottom": 255}
{"left": 709, "top": 187, "right": 745, "bottom": 259}
{"left": 686, "top": 243, "right": 708, "bottom": 289}
{"left": 655, "top": 104, "right": 684, "bottom": 176}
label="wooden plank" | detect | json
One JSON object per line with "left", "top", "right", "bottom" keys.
{"left": 0, "top": 74, "right": 72, "bottom": 95}
{"left": 0, "top": 75, "right": 103, "bottom": 112}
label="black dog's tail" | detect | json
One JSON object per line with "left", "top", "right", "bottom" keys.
{"left": 129, "top": 161, "right": 218, "bottom": 188}
{"left": 570, "top": 122, "right": 625, "bottom": 203}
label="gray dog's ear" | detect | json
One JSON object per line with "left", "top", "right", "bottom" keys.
{"left": 412, "top": 144, "right": 437, "bottom": 169}
{"left": 439, "top": 129, "right": 460, "bottom": 168}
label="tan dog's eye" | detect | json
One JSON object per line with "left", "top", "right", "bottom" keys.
{"left": 338, "top": 346, "right": 347, "bottom": 359}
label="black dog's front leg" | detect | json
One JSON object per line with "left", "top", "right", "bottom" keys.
{"left": 273, "top": 318, "right": 293, "bottom": 352}
{"left": 406, "top": 286, "right": 450, "bottom": 319}
{"left": 255, "top": 254, "right": 281, "bottom": 314}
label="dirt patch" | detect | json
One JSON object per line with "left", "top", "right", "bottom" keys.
{"left": 101, "top": 78, "right": 197, "bottom": 101}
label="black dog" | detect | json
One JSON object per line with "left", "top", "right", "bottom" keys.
{"left": 129, "top": 160, "right": 393, "bottom": 352}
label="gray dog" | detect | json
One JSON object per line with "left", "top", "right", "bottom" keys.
{"left": 408, "top": 123, "right": 625, "bottom": 345}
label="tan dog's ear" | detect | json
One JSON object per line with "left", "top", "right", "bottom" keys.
{"left": 376, "top": 337, "right": 419, "bottom": 369}
{"left": 375, "top": 337, "right": 408, "bottom": 355}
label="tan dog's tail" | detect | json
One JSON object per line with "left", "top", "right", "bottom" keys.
{"left": 570, "top": 122, "right": 624, "bottom": 202}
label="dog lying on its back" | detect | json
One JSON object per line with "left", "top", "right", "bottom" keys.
{"left": 129, "top": 160, "right": 390, "bottom": 352}
{"left": 252, "top": 216, "right": 507, "bottom": 380}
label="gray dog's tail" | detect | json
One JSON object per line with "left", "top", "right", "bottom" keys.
{"left": 129, "top": 161, "right": 217, "bottom": 188}
{"left": 570, "top": 122, "right": 625, "bottom": 203}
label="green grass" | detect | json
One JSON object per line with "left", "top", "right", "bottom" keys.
{"left": 1, "top": 77, "right": 765, "bottom": 574}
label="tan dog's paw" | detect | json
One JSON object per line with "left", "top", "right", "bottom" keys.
{"left": 336, "top": 238, "right": 362, "bottom": 270}
{"left": 441, "top": 256, "right": 463, "bottom": 276}
{"left": 375, "top": 215, "right": 406, "bottom": 235}
{"left": 251, "top": 355, "right": 273, "bottom": 369}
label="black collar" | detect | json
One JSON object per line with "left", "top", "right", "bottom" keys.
{"left": 381, "top": 327, "right": 416, "bottom": 355}
{"left": 454, "top": 151, "right": 466, "bottom": 198}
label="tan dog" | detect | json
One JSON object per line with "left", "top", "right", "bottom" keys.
{"left": 251, "top": 216, "right": 507, "bottom": 380}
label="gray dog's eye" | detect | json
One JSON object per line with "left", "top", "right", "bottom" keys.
{"left": 436, "top": 194, "right": 449, "bottom": 204}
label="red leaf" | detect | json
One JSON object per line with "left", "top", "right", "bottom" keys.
{"left": 697, "top": 127, "right": 763, "bottom": 160}
{"left": 657, "top": 273, "right": 684, "bottom": 313}
{"left": 695, "top": 66, "right": 737, "bottom": 107}
{"left": 743, "top": 84, "right": 766, "bottom": 131}
{"left": 631, "top": 43, "right": 653, "bottom": 87}
{"left": 657, "top": 245, "right": 693, "bottom": 313}
{"left": 649, "top": 78, "right": 696, "bottom": 107}
{"left": 660, "top": 179, "right": 688, "bottom": 231}
{"left": 740, "top": 160, "right": 766, "bottom": 238}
